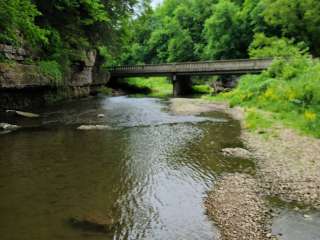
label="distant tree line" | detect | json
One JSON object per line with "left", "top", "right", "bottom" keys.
{"left": 120, "top": 0, "right": 320, "bottom": 64}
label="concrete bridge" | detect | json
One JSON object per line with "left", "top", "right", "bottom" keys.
{"left": 108, "top": 58, "right": 272, "bottom": 96}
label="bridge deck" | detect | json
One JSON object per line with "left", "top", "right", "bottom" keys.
{"left": 108, "top": 58, "right": 273, "bottom": 77}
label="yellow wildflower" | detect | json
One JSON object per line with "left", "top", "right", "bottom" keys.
{"left": 304, "top": 111, "right": 317, "bottom": 121}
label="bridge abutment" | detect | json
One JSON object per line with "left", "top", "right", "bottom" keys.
{"left": 172, "top": 75, "right": 193, "bottom": 97}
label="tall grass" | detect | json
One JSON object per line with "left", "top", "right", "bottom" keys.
{"left": 215, "top": 55, "right": 320, "bottom": 137}
{"left": 125, "top": 77, "right": 173, "bottom": 97}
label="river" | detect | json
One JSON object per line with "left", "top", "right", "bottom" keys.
{"left": 0, "top": 96, "right": 256, "bottom": 240}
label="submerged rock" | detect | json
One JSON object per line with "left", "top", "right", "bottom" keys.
{"left": 6, "top": 110, "right": 40, "bottom": 118}
{"left": 0, "top": 123, "right": 21, "bottom": 131}
{"left": 221, "top": 147, "right": 252, "bottom": 159}
{"left": 77, "top": 125, "right": 112, "bottom": 130}
{"left": 69, "top": 213, "right": 117, "bottom": 233}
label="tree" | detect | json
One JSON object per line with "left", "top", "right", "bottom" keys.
{"left": 0, "top": 0, "right": 47, "bottom": 46}
{"left": 262, "top": 0, "right": 320, "bottom": 56}
{"left": 203, "top": 0, "right": 248, "bottom": 59}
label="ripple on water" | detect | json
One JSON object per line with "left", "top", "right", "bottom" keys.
{"left": 272, "top": 211, "right": 320, "bottom": 240}
{"left": 0, "top": 96, "right": 245, "bottom": 240}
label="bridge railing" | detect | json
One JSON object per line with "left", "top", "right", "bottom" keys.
{"left": 108, "top": 58, "right": 273, "bottom": 76}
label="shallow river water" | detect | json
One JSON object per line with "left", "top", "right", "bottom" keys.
{"left": 1, "top": 96, "right": 319, "bottom": 240}
{"left": 0, "top": 96, "right": 252, "bottom": 240}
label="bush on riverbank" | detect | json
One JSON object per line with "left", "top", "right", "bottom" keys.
{"left": 207, "top": 35, "right": 320, "bottom": 137}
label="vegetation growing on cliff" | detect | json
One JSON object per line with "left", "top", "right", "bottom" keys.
{"left": 0, "top": 0, "right": 137, "bottom": 83}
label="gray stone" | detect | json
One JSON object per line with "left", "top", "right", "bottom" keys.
{"left": 0, "top": 63, "right": 50, "bottom": 89}
{"left": 77, "top": 125, "right": 112, "bottom": 130}
{"left": 0, "top": 44, "right": 27, "bottom": 61}
{"left": 222, "top": 147, "right": 252, "bottom": 159}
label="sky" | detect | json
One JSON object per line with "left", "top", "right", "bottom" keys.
{"left": 151, "top": 0, "right": 163, "bottom": 8}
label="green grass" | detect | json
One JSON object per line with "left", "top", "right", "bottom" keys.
{"left": 125, "top": 77, "right": 173, "bottom": 97}
{"left": 192, "top": 84, "right": 212, "bottom": 94}
{"left": 203, "top": 55, "right": 320, "bottom": 138}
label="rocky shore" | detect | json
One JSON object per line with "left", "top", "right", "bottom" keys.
{"left": 170, "top": 98, "right": 320, "bottom": 240}
{"left": 205, "top": 173, "right": 270, "bottom": 240}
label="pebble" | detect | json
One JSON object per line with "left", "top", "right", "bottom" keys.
{"left": 77, "top": 125, "right": 112, "bottom": 130}
{"left": 303, "top": 214, "right": 312, "bottom": 219}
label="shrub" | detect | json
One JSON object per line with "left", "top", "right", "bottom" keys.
{"left": 219, "top": 35, "right": 320, "bottom": 137}
{"left": 38, "top": 60, "right": 63, "bottom": 86}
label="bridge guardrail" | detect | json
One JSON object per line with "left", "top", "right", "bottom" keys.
{"left": 108, "top": 58, "right": 273, "bottom": 76}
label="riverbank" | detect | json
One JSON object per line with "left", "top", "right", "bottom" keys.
{"left": 169, "top": 98, "right": 320, "bottom": 240}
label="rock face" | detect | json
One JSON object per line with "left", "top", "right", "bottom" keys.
{"left": 68, "top": 50, "right": 110, "bottom": 98}
{"left": 0, "top": 63, "right": 50, "bottom": 89}
{"left": 0, "top": 46, "right": 110, "bottom": 109}
{"left": 0, "top": 44, "right": 27, "bottom": 62}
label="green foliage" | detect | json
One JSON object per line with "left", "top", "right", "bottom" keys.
{"left": 262, "top": 0, "right": 320, "bottom": 56}
{"left": 0, "top": 0, "right": 48, "bottom": 46}
{"left": 121, "top": 0, "right": 320, "bottom": 65}
{"left": 125, "top": 77, "right": 172, "bottom": 97}
{"left": 192, "top": 85, "right": 213, "bottom": 95}
{"left": 38, "top": 60, "right": 63, "bottom": 86}
{"left": 244, "top": 109, "right": 274, "bottom": 131}
{"left": 0, "top": 0, "right": 137, "bottom": 80}
{"left": 219, "top": 40, "right": 320, "bottom": 137}
{"left": 203, "top": 0, "right": 247, "bottom": 59}
{"left": 249, "top": 33, "right": 309, "bottom": 58}
{"left": 97, "top": 86, "right": 112, "bottom": 95}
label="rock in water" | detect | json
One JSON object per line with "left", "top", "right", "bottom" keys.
{"left": 6, "top": 110, "right": 40, "bottom": 118}
{"left": 221, "top": 147, "right": 252, "bottom": 159}
{"left": 69, "top": 213, "right": 117, "bottom": 233}
{"left": 0, "top": 123, "right": 21, "bottom": 131}
{"left": 98, "top": 114, "right": 105, "bottom": 118}
{"left": 77, "top": 125, "right": 112, "bottom": 130}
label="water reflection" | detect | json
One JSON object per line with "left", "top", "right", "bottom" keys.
{"left": 0, "top": 96, "right": 244, "bottom": 240}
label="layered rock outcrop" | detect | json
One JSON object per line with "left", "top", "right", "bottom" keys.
{"left": 0, "top": 44, "right": 110, "bottom": 109}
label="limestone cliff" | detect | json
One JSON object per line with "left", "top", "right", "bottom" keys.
{"left": 0, "top": 44, "right": 110, "bottom": 109}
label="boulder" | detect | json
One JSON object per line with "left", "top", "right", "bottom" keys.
{"left": 69, "top": 213, "right": 117, "bottom": 233}
{"left": 0, "top": 123, "right": 21, "bottom": 131}
{"left": 221, "top": 147, "right": 252, "bottom": 159}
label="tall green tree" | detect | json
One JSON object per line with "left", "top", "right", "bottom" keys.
{"left": 0, "top": 0, "right": 47, "bottom": 46}
{"left": 262, "top": 0, "right": 320, "bottom": 56}
{"left": 203, "top": 0, "right": 248, "bottom": 59}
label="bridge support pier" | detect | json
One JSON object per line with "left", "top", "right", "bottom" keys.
{"left": 172, "top": 75, "right": 193, "bottom": 97}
